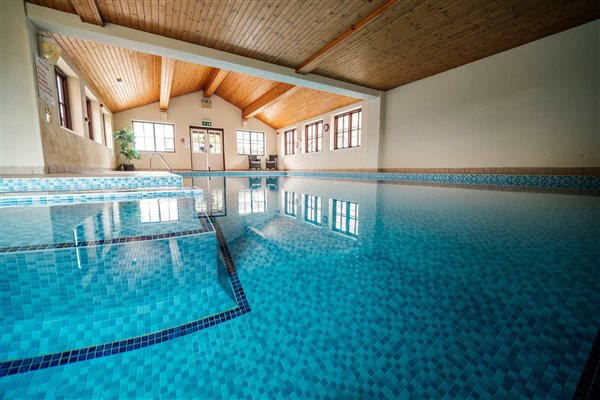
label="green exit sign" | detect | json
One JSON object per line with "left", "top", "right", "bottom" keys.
{"left": 201, "top": 120, "right": 212, "bottom": 127}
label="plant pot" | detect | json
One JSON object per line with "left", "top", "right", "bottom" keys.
{"left": 123, "top": 164, "right": 135, "bottom": 171}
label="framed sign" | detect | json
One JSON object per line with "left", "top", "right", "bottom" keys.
{"left": 35, "top": 56, "right": 55, "bottom": 105}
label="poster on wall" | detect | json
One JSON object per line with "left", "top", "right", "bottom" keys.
{"left": 35, "top": 56, "right": 55, "bottom": 105}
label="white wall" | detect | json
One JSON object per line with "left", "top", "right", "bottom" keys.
{"left": 380, "top": 20, "right": 600, "bottom": 169}
{"left": 277, "top": 97, "right": 382, "bottom": 171}
{"left": 112, "top": 91, "right": 277, "bottom": 170}
{"left": 0, "top": 0, "right": 45, "bottom": 174}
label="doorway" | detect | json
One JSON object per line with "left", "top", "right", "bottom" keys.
{"left": 189, "top": 126, "right": 225, "bottom": 170}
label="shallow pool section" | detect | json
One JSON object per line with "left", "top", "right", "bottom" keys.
{"left": 0, "top": 197, "right": 241, "bottom": 362}
{"left": 1, "top": 176, "right": 599, "bottom": 399}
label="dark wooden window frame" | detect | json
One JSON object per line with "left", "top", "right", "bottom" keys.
{"left": 101, "top": 112, "right": 107, "bottom": 146}
{"left": 305, "top": 120, "right": 323, "bottom": 153}
{"left": 284, "top": 128, "right": 296, "bottom": 155}
{"left": 54, "top": 66, "right": 72, "bottom": 130}
{"left": 334, "top": 108, "right": 362, "bottom": 150}
{"left": 86, "top": 98, "right": 94, "bottom": 140}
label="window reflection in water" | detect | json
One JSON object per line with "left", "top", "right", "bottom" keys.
{"left": 140, "top": 199, "right": 179, "bottom": 223}
{"left": 194, "top": 190, "right": 225, "bottom": 215}
{"left": 238, "top": 189, "right": 266, "bottom": 214}
{"left": 332, "top": 199, "right": 359, "bottom": 237}
{"left": 283, "top": 191, "right": 298, "bottom": 217}
{"left": 304, "top": 195, "right": 322, "bottom": 226}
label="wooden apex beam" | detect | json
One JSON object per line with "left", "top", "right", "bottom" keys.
{"left": 68, "top": 0, "right": 104, "bottom": 26}
{"left": 159, "top": 57, "right": 176, "bottom": 110}
{"left": 296, "top": 0, "right": 399, "bottom": 74}
{"left": 203, "top": 68, "right": 229, "bottom": 97}
{"left": 242, "top": 83, "right": 299, "bottom": 119}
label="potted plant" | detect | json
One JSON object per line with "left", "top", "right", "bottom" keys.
{"left": 113, "top": 127, "right": 141, "bottom": 171}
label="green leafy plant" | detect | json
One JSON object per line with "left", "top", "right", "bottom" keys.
{"left": 113, "top": 127, "right": 141, "bottom": 165}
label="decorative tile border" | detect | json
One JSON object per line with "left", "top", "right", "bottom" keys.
{"left": 0, "top": 216, "right": 250, "bottom": 376}
{"left": 0, "top": 187, "right": 202, "bottom": 207}
{"left": 573, "top": 329, "right": 600, "bottom": 400}
{"left": 176, "top": 171, "right": 600, "bottom": 191}
{"left": 0, "top": 175, "right": 183, "bottom": 193}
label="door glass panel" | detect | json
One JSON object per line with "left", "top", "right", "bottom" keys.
{"left": 192, "top": 132, "right": 205, "bottom": 153}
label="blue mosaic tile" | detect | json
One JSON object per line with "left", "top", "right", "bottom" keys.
{"left": 0, "top": 174, "right": 183, "bottom": 193}
{"left": 0, "top": 215, "right": 249, "bottom": 373}
{"left": 0, "top": 187, "right": 201, "bottom": 207}
{"left": 1, "top": 176, "right": 598, "bottom": 398}
{"left": 176, "top": 171, "right": 600, "bottom": 191}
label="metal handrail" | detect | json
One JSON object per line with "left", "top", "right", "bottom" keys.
{"left": 148, "top": 153, "right": 173, "bottom": 172}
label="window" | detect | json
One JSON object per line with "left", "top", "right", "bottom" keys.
{"left": 305, "top": 120, "right": 323, "bottom": 153}
{"left": 237, "top": 130, "right": 264, "bottom": 155}
{"left": 284, "top": 129, "right": 296, "bottom": 155}
{"left": 304, "top": 195, "right": 322, "bottom": 226}
{"left": 332, "top": 200, "right": 359, "bottom": 237}
{"left": 208, "top": 132, "right": 222, "bottom": 154}
{"left": 335, "top": 108, "right": 362, "bottom": 149}
{"left": 283, "top": 191, "right": 298, "bottom": 217}
{"left": 86, "top": 98, "right": 94, "bottom": 140}
{"left": 55, "top": 67, "right": 71, "bottom": 130}
{"left": 238, "top": 189, "right": 266, "bottom": 214}
{"left": 132, "top": 120, "right": 175, "bottom": 152}
{"left": 140, "top": 199, "right": 179, "bottom": 223}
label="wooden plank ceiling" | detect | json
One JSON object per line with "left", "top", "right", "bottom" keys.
{"left": 52, "top": 34, "right": 359, "bottom": 129}
{"left": 29, "top": 0, "right": 599, "bottom": 91}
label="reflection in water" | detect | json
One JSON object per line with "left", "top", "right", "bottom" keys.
{"left": 304, "top": 195, "right": 322, "bottom": 226}
{"left": 283, "top": 191, "right": 298, "bottom": 217}
{"left": 140, "top": 198, "right": 180, "bottom": 223}
{"left": 332, "top": 199, "right": 359, "bottom": 237}
{"left": 238, "top": 189, "right": 266, "bottom": 214}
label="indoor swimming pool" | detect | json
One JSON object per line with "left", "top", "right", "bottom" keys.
{"left": 1, "top": 175, "right": 599, "bottom": 399}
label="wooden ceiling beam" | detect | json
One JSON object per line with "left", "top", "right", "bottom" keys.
{"left": 159, "top": 57, "right": 175, "bottom": 110}
{"left": 203, "top": 68, "right": 228, "bottom": 97}
{"left": 295, "top": 0, "right": 399, "bottom": 74}
{"left": 68, "top": 0, "right": 103, "bottom": 26}
{"left": 242, "top": 83, "right": 299, "bottom": 119}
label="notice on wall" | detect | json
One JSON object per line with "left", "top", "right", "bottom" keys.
{"left": 35, "top": 56, "right": 55, "bottom": 105}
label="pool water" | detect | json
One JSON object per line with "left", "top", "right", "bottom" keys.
{"left": 1, "top": 176, "right": 599, "bottom": 399}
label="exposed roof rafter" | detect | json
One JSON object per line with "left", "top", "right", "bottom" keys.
{"left": 242, "top": 83, "right": 300, "bottom": 119}
{"left": 159, "top": 57, "right": 175, "bottom": 110}
{"left": 68, "top": 0, "right": 103, "bottom": 27}
{"left": 203, "top": 68, "right": 228, "bottom": 97}
{"left": 296, "top": 0, "right": 398, "bottom": 74}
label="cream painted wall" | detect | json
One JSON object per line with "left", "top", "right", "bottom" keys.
{"left": 0, "top": 0, "right": 45, "bottom": 174}
{"left": 277, "top": 97, "right": 382, "bottom": 171}
{"left": 37, "top": 46, "right": 115, "bottom": 172}
{"left": 380, "top": 20, "right": 600, "bottom": 169}
{"left": 112, "top": 91, "right": 276, "bottom": 170}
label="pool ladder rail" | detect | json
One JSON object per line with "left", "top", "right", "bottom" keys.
{"left": 149, "top": 153, "right": 173, "bottom": 172}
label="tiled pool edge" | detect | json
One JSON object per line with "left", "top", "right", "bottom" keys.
{"left": 176, "top": 171, "right": 600, "bottom": 191}
{"left": 0, "top": 215, "right": 250, "bottom": 377}
{"left": 0, "top": 174, "right": 183, "bottom": 193}
{"left": 0, "top": 187, "right": 202, "bottom": 207}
